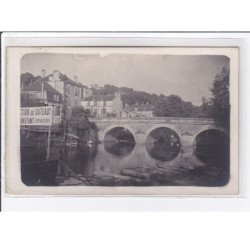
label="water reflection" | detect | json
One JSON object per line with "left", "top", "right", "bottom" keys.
{"left": 104, "top": 141, "right": 135, "bottom": 156}
{"left": 103, "top": 126, "right": 136, "bottom": 156}
{"left": 21, "top": 128, "right": 230, "bottom": 187}
{"left": 193, "top": 129, "right": 230, "bottom": 186}
{"left": 60, "top": 143, "right": 98, "bottom": 176}
{"left": 146, "top": 127, "right": 181, "bottom": 161}
{"left": 21, "top": 145, "right": 58, "bottom": 186}
{"left": 194, "top": 129, "right": 229, "bottom": 164}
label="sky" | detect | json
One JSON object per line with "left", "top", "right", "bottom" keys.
{"left": 21, "top": 53, "right": 229, "bottom": 106}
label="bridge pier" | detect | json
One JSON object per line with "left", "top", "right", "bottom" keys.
{"left": 134, "top": 133, "right": 146, "bottom": 144}
{"left": 180, "top": 134, "right": 195, "bottom": 158}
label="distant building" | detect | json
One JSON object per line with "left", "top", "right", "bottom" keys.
{"left": 82, "top": 85, "right": 93, "bottom": 99}
{"left": 123, "top": 102, "right": 154, "bottom": 118}
{"left": 81, "top": 92, "right": 123, "bottom": 117}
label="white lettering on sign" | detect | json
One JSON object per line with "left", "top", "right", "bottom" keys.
{"left": 20, "top": 106, "right": 53, "bottom": 126}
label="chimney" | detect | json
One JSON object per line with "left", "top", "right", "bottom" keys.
{"left": 74, "top": 76, "right": 77, "bottom": 83}
{"left": 53, "top": 70, "right": 60, "bottom": 81}
{"left": 41, "top": 69, "right": 45, "bottom": 78}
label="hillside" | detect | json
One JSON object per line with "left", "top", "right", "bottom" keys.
{"left": 20, "top": 73, "right": 209, "bottom": 118}
{"left": 93, "top": 84, "right": 207, "bottom": 118}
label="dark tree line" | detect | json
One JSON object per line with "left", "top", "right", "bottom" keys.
{"left": 94, "top": 84, "right": 205, "bottom": 118}
{"left": 94, "top": 67, "right": 230, "bottom": 122}
{"left": 21, "top": 72, "right": 41, "bottom": 89}
{"left": 201, "top": 67, "right": 230, "bottom": 124}
{"left": 152, "top": 95, "right": 202, "bottom": 118}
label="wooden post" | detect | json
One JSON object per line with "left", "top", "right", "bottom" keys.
{"left": 46, "top": 110, "right": 53, "bottom": 160}
{"left": 46, "top": 124, "right": 51, "bottom": 160}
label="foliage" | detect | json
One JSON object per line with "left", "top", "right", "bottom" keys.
{"left": 61, "top": 82, "right": 69, "bottom": 137}
{"left": 152, "top": 95, "right": 202, "bottom": 118}
{"left": 93, "top": 84, "right": 158, "bottom": 106}
{"left": 200, "top": 97, "right": 213, "bottom": 118}
{"left": 93, "top": 84, "right": 208, "bottom": 118}
{"left": 68, "top": 106, "right": 91, "bottom": 137}
{"left": 21, "top": 73, "right": 41, "bottom": 89}
{"left": 210, "top": 67, "right": 230, "bottom": 124}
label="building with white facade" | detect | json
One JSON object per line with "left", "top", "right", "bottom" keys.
{"left": 123, "top": 103, "right": 154, "bottom": 118}
{"left": 81, "top": 92, "right": 123, "bottom": 117}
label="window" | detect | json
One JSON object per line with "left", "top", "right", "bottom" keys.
{"left": 87, "top": 101, "right": 90, "bottom": 107}
{"left": 75, "top": 86, "right": 78, "bottom": 96}
{"left": 101, "top": 108, "right": 106, "bottom": 115}
{"left": 103, "top": 101, "right": 106, "bottom": 107}
{"left": 54, "top": 106, "right": 60, "bottom": 116}
{"left": 58, "top": 106, "right": 61, "bottom": 116}
{"left": 94, "top": 100, "right": 97, "bottom": 106}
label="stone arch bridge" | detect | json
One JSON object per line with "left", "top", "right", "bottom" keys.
{"left": 89, "top": 117, "right": 229, "bottom": 148}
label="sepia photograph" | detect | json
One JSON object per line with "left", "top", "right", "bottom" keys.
{"left": 4, "top": 46, "right": 239, "bottom": 195}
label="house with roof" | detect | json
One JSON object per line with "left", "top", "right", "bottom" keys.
{"left": 21, "top": 79, "right": 63, "bottom": 119}
{"left": 22, "top": 70, "right": 93, "bottom": 118}
{"left": 123, "top": 102, "right": 154, "bottom": 118}
{"left": 82, "top": 85, "right": 93, "bottom": 99}
{"left": 81, "top": 92, "right": 123, "bottom": 117}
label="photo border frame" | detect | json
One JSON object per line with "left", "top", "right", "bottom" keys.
{"left": 1, "top": 32, "right": 249, "bottom": 211}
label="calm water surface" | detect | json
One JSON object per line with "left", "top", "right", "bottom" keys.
{"left": 21, "top": 133, "right": 230, "bottom": 187}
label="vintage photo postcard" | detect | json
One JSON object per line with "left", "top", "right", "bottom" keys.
{"left": 4, "top": 46, "right": 239, "bottom": 196}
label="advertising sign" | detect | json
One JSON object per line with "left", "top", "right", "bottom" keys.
{"left": 20, "top": 106, "right": 53, "bottom": 126}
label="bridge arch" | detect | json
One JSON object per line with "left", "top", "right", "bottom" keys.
{"left": 145, "top": 124, "right": 182, "bottom": 143}
{"left": 192, "top": 126, "right": 230, "bottom": 166}
{"left": 144, "top": 125, "right": 182, "bottom": 161}
{"left": 192, "top": 125, "right": 229, "bottom": 144}
{"left": 99, "top": 124, "right": 137, "bottom": 142}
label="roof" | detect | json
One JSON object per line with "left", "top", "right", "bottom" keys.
{"left": 83, "top": 95, "right": 115, "bottom": 101}
{"left": 55, "top": 72, "right": 82, "bottom": 87}
{"left": 24, "top": 71, "right": 82, "bottom": 89}
{"left": 23, "top": 81, "right": 61, "bottom": 94}
{"left": 22, "top": 70, "right": 85, "bottom": 101}
{"left": 22, "top": 81, "right": 62, "bottom": 102}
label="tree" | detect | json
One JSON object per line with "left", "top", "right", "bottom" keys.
{"left": 68, "top": 106, "right": 91, "bottom": 137}
{"left": 210, "top": 67, "right": 230, "bottom": 124}
{"left": 21, "top": 73, "right": 41, "bottom": 89}
{"left": 200, "top": 97, "right": 212, "bottom": 118}
{"left": 153, "top": 94, "right": 191, "bottom": 117}
{"left": 61, "top": 81, "right": 69, "bottom": 139}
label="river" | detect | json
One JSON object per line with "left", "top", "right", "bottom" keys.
{"left": 21, "top": 132, "right": 230, "bottom": 187}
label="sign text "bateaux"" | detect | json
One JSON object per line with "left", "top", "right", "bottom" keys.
{"left": 20, "top": 106, "right": 53, "bottom": 126}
